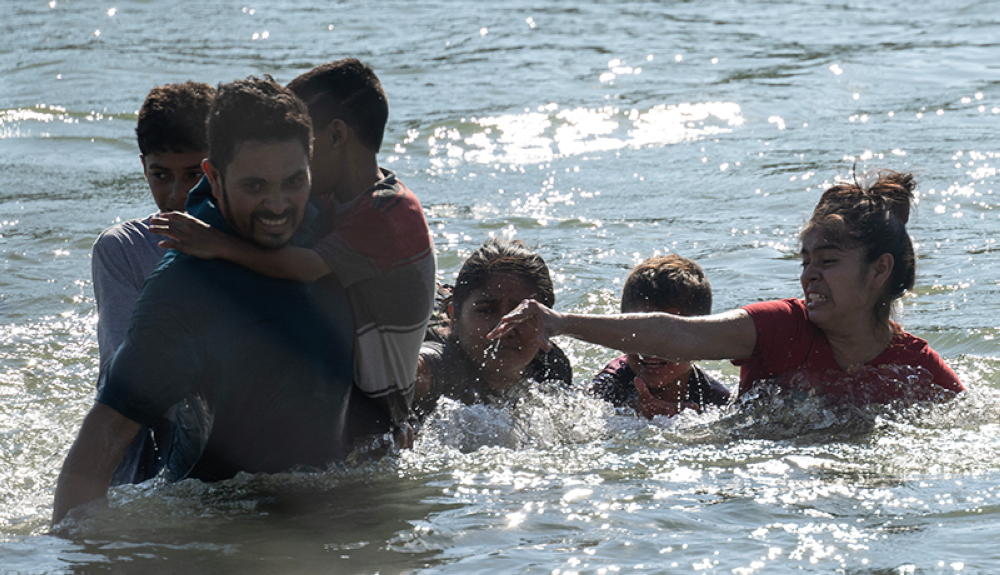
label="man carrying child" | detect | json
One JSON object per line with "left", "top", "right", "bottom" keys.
{"left": 153, "top": 59, "right": 436, "bottom": 432}
{"left": 54, "top": 76, "right": 389, "bottom": 525}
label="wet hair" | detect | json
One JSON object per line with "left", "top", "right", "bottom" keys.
{"left": 451, "top": 238, "right": 555, "bottom": 321}
{"left": 803, "top": 169, "right": 917, "bottom": 327}
{"left": 620, "top": 254, "right": 712, "bottom": 316}
{"left": 136, "top": 81, "right": 215, "bottom": 156}
{"left": 286, "top": 58, "right": 388, "bottom": 152}
{"left": 207, "top": 76, "right": 312, "bottom": 177}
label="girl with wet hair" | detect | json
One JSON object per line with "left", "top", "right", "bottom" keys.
{"left": 413, "top": 238, "right": 572, "bottom": 418}
{"left": 492, "top": 170, "right": 964, "bottom": 405}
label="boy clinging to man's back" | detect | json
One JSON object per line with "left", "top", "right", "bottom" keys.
{"left": 590, "top": 254, "right": 731, "bottom": 418}
{"left": 152, "top": 60, "right": 435, "bottom": 431}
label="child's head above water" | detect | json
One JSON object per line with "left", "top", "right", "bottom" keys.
{"left": 621, "top": 254, "right": 713, "bottom": 394}
{"left": 136, "top": 81, "right": 215, "bottom": 212}
{"left": 449, "top": 238, "right": 555, "bottom": 386}
{"left": 620, "top": 254, "right": 712, "bottom": 316}
{"left": 452, "top": 238, "right": 555, "bottom": 313}
{"left": 802, "top": 169, "right": 916, "bottom": 331}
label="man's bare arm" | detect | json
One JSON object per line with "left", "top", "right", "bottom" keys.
{"left": 151, "top": 212, "right": 332, "bottom": 282}
{"left": 52, "top": 403, "right": 141, "bottom": 525}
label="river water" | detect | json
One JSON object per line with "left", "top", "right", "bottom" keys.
{"left": 2, "top": 0, "right": 999, "bottom": 573}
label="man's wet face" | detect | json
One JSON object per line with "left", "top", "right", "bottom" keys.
{"left": 210, "top": 140, "right": 311, "bottom": 249}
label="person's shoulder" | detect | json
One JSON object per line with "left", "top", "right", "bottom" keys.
{"left": 883, "top": 328, "right": 936, "bottom": 357}
{"left": 417, "top": 339, "right": 473, "bottom": 398}
{"left": 527, "top": 341, "right": 574, "bottom": 386}
{"left": 367, "top": 169, "right": 423, "bottom": 213}
{"left": 590, "top": 355, "right": 634, "bottom": 403}
{"left": 419, "top": 339, "right": 449, "bottom": 364}
{"left": 879, "top": 329, "right": 964, "bottom": 393}
{"left": 94, "top": 215, "right": 156, "bottom": 246}
{"left": 327, "top": 171, "right": 432, "bottom": 270}
{"left": 139, "top": 250, "right": 189, "bottom": 287}
{"left": 141, "top": 250, "right": 228, "bottom": 307}
{"left": 92, "top": 216, "right": 165, "bottom": 274}
{"left": 742, "top": 297, "right": 805, "bottom": 315}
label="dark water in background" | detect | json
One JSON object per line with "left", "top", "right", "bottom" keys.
{"left": 2, "top": 0, "right": 1000, "bottom": 572}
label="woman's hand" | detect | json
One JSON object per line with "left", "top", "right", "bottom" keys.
{"left": 150, "top": 212, "right": 228, "bottom": 259}
{"left": 634, "top": 377, "right": 699, "bottom": 419}
{"left": 487, "top": 299, "right": 561, "bottom": 352}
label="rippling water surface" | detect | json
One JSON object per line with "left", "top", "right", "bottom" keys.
{"left": 2, "top": 0, "right": 999, "bottom": 573}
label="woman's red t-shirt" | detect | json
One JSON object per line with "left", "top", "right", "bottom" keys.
{"left": 732, "top": 298, "right": 964, "bottom": 403}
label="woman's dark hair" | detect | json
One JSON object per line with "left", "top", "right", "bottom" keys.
{"left": 451, "top": 238, "right": 555, "bottom": 320}
{"left": 803, "top": 169, "right": 917, "bottom": 327}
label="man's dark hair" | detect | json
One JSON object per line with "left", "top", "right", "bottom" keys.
{"left": 136, "top": 81, "right": 215, "bottom": 156}
{"left": 207, "top": 76, "right": 312, "bottom": 176}
{"left": 621, "top": 254, "right": 713, "bottom": 316}
{"left": 287, "top": 58, "right": 388, "bottom": 152}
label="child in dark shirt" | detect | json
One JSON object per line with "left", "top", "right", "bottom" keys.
{"left": 591, "top": 255, "right": 731, "bottom": 418}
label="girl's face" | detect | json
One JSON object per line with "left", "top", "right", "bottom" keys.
{"left": 454, "top": 272, "right": 543, "bottom": 389}
{"left": 799, "top": 229, "right": 884, "bottom": 335}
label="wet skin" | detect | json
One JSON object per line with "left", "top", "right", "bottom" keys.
{"left": 800, "top": 230, "right": 882, "bottom": 336}
{"left": 454, "top": 273, "right": 543, "bottom": 391}
{"left": 623, "top": 304, "right": 694, "bottom": 401}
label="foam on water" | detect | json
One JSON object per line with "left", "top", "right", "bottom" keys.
{"left": 415, "top": 381, "right": 617, "bottom": 453}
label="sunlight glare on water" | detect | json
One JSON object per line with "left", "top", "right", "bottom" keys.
{"left": 2, "top": 0, "right": 999, "bottom": 572}
{"left": 424, "top": 102, "right": 744, "bottom": 167}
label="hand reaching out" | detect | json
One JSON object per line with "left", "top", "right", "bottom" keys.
{"left": 150, "top": 212, "right": 230, "bottom": 259}
{"left": 487, "top": 299, "right": 560, "bottom": 352}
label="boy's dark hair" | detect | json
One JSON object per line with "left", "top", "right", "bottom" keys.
{"left": 287, "top": 58, "right": 388, "bottom": 152}
{"left": 621, "top": 254, "right": 712, "bottom": 316}
{"left": 207, "top": 76, "right": 312, "bottom": 176}
{"left": 451, "top": 238, "right": 555, "bottom": 321}
{"left": 136, "top": 81, "right": 215, "bottom": 156}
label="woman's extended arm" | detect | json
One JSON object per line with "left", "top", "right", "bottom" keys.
{"left": 488, "top": 299, "right": 759, "bottom": 363}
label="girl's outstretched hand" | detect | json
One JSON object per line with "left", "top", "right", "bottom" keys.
{"left": 487, "top": 299, "right": 559, "bottom": 352}
{"left": 150, "top": 212, "right": 227, "bottom": 259}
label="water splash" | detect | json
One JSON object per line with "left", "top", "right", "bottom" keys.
{"left": 415, "top": 381, "right": 615, "bottom": 453}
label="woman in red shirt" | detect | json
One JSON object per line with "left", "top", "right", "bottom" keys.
{"left": 490, "top": 170, "right": 964, "bottom": 404}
